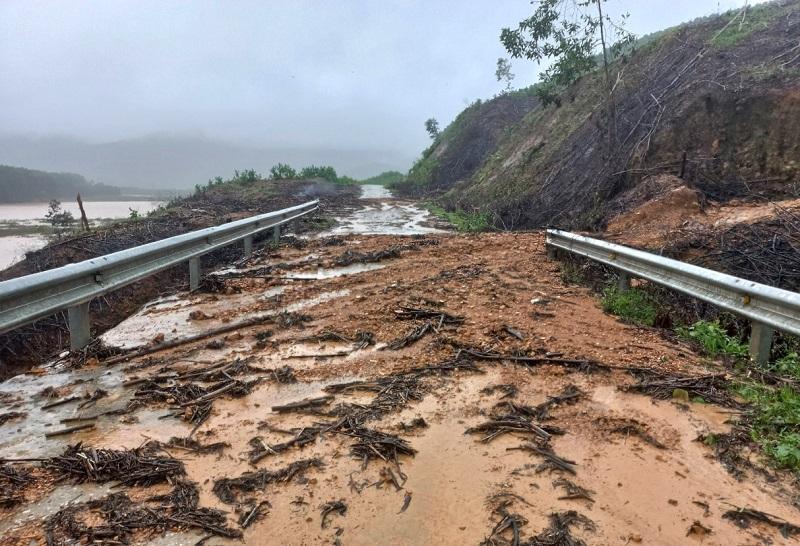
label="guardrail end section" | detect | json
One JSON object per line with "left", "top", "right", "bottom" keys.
{"left": 68, "top": 302, "right": 91, "bottom": 351}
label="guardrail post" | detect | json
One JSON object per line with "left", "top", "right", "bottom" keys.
{"left": 68, "top": 302, "right": 91, "bottom": 351}
{"left": 546, "top": 245, "right": 558, "bottom": 260}
{"left": 243, "top": 235, "right": 253, "bottom": 258}
{"left": 189, "top": 257, "right": 201, "bottom": 291}
{"left": 272, "top": 225, "right": 280, "bottom": 246}
{"left": 749, "top": 321, "right": 774, "bottom": 365}
{"left": 617, "top": 272, "right": 631, "bottom": 292}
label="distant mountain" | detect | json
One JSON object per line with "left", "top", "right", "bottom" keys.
{"left": 0, "top": 134, "right": 413, "bottom": 190}
{"left": 0, "top": 165, "right": 129, "bottom": 203}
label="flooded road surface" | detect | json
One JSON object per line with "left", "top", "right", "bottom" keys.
{"left": 324, "top": 184, "right": 447, "bottom": 236}
{"left": 2, "top": 230, "right": 798, "bottom": 544}
{"left": 0, "top": 234, "right": 48, "bottom": 270}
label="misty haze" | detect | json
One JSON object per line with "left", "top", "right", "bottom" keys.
{"left": 2, "top": 1, "right": 800, "bottom": 545}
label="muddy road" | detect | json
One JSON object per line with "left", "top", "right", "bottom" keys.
{"left": 1, "top": 187, "right": 798, "bottom": 545}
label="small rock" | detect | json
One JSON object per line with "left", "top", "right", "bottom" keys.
{"left": 672, "top": 388, "right": 690, "bottom": 402}
{"left": 188, "top": 310, "right": 214, "bottom": 321}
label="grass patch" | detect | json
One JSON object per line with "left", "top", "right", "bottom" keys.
{"left": 676, "top": 320, "right": 748, "bottom": 359}
{"left": 601, "top": 285, "right": 656, "bottom": 326}
{"left": 426, "top": 204, "right": 490, "bottom": 233}
{"left": 559, "top": 262, "right": 586, "bottom": 285}
{"left": 733, "top": 382, "right": 800, "bottom": 471}
{"left": 709, "top": 4, "right": 776, "bottom": 49}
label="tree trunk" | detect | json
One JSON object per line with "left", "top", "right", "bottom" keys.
{"left": 76, "top": 193, "right": 90, "bottom": 232}
{"left": 596, "top": 0, "right": 617, "bottom": 152}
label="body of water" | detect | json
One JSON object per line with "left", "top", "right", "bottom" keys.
{"left": 0, "top": 201, "right": 163, "bottom": 271}
{"left": 0, "top": 200, "right": 162, "bottom": 224}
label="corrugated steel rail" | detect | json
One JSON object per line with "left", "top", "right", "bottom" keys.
{"left": 546, "top": 229, "right": 800, "bottom": 364}
{"left": 0, "top": 200, "right": 319, "bottom": 349}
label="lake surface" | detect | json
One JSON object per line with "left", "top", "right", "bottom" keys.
{"left": 0, "top": 201, "right": 162, "bottom": 224}
{"left": 0, "top": 201, "right": 162, "bottom": 271}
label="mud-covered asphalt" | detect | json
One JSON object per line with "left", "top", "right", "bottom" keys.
{"left": 1, "top": 191, "right": 798, "bottom": 545}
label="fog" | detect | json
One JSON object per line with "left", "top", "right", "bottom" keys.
{"left": 0, "top": 0, "right": 756, "bottom": 188}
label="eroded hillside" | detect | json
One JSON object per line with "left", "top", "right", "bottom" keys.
{"left": 398, "top": 0, "right": 800, "bottom": 231}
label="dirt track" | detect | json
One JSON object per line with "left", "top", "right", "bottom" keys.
{"left": 1, "top": 212, "right": 799, "bottom": 544}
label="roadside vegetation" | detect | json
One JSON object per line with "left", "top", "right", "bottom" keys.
{"left": 563, "top": 258, "right": 800, "bottom": 473}
{"left": 425, "top": 204, "right": 490, "bottom": 233}
{"left": 600, "top": 285, "right": 657, "bottom": 327}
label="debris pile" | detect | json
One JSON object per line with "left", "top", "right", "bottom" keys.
{"left": 44, "top": 481, "right": 241, "bottom": 544}
{"left": 43, "top": 442, "right": 185, "bottom": 486}
{"left": 212, "top": 458, "right": 324, "bottom": 504}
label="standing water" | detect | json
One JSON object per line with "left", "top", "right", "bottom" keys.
{"left": 0, "top": 200, "right": 162, "bottom": 270}
{"left": 324, "top": 184, "right": 446, "bottom": 236}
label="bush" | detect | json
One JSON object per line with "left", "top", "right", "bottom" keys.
{"left": 736, "top": 383, "right": 800, "bottom": 470}
{"left": 231, "top": 169, "right": 260, "bottom": 184}
{"left": 45, "top": 199, "right": 75, "bottom": 228}
{"left": 766, "top": 352, "right": 800, "bottom": 379}
{"left": 299, "top": 165, "right": 338, "bottom": 183}
{"left": 269, "top": 163, "right": 297, "bottom": 180}
{"left": 601, "top": 285, "right": 657, "bottom": 326}
{"left": 676, "top": 320, "right": 747, "bottom": 358}
{"left": 426, "top": 204, "right": 490, "bottom": 233}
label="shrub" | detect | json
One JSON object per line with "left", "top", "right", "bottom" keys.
{"left": 299, "top": 165, "right": 338, "bottom": 183}
{"left": 426, "top": 204, "right": 490, "bottom": 233}
{"left": 269, "top": 163, "right": 297, "bottom": 180}
{"left": 44, "top": 199, "right": 75, "bottom": 228}
{"left": 601, "top": 285, "right": 656, "bottom": 326}
{"left": 736, "top": 383, "right": 800, "bottom": 470}
{"left": 676, "top": 320, "right": 747, "bottom": 358}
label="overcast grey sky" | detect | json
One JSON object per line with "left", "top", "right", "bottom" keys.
{"left": 1, "top": 0, "right": 756, "bottom": 159}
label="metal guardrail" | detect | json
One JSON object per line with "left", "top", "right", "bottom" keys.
{"left": 546, "top": 229, "right": 800, "bottom": 364}
{"left": 0, "top": 200, "right": 319, "bottom": 349}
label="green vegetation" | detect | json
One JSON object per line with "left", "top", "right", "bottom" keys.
{"left": 359, "top": 171, "right": 404, "bottom": 186}
{"left": 500, "top": 0, "right": 634, "bottom": 107}
{"left": 600, "top": 285, "right": 656, "bottom": 326}
{"left": 766, "top": 351, "right": 800, "bottom": 379}
{"left": 269, "top": 163, "right": 297, "bottom": 180}
{"left": 734, "top": 383, "right": 800, "bottom": 471}
{"left": 299, "top": 165, "right": 338, "bottom": 182}
{"left": 424, "top": 118, "right": 440, "bottom": 139}
{"left": 426, "top": 204, "right": 490, "bottom": 233}
{"left": 676, "top": 320, "right": 748, "bottom": 359}
{"left": 44, "top": 199, "right": 75, "bottom": 229}
{"left": 710, "top": 3, "right": 776, "bottom": 49}
{"left": 195, "top": 169, "right": 263, "bottom": 195}
{"left": 559, "top": 262, "right": 586, "bottom": 285}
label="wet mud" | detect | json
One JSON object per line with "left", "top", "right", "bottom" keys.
{"left": 1, "top": 226, "right": 798, "bottom": 545}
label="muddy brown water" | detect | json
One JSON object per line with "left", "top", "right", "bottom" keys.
{"left": 1, "top": 226, "right": 798, "bottom": 545}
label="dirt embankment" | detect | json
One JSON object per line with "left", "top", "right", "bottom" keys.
{"left": 601, "top": 173, "right": 800, "bottom": 293}
{"left": 1, "top": 232, "right": 796, "bottom": 545}
{"left": 0, "top": 179, "right": 360, "bottom": 379}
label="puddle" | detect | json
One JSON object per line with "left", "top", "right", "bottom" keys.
{"left": 0, "top": 367, "right": 126, "bottom": 459}
{"left": 325, "top": 202, "right": 446, "bottom": 236}
{"left": 359, "top": 184, "right": 393, "bottom": 199}
{"left": 282, "top": 263, "right": 384, "bottom": 280}
{"left": 100, "top": 288, "right": 347, "bottom": 351}
{"left": 0, "top": 482, "right": 114, "bottom": 534}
